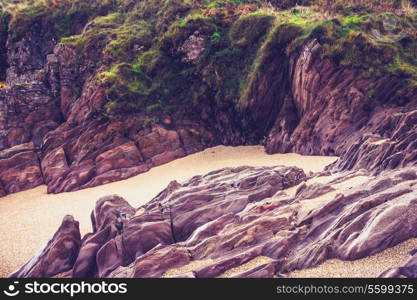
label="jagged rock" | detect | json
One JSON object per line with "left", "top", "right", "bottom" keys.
{"left": 0, "top": 17, "right": 215, "bottom": 196}
{"left": 0, "top": 142, "right": 44, "bottom": 194}
{"left": 266, "top": 40, "right": 417, "bottom": 174}
{"left": 134, "top": 124, "right": 186, "bottom": 166}
{"left": 0, "top": 82, "right": 61, "bottom": 150}
{"left": 1, "top": 20, "right": 416, "bottom": 197}
{"left": 195, "top": 247, "right": 263, "bottom": 278}
{"left": 10, "top": 215, "right": 81, "bottom": 278}
{"left": 11, "top": 166, "right": 306, "bottom": 277}
{"left": 36, "top": 111, "right": 213, "bottom": 194}
{"left": 14, "top": 165, "right": 417, "bottom": 278}
{"left": 95, "top": 142, "right": 144, "bottom": 175}
{"left": 231, "top": 262, "right": 278, "bottom": 278}
{"left": 0, "top": 32, "right": 62, "bottom": 150}
{"left": 332, "top": 109, "right": 417, "bottom": 174}
{"left": 41, "top": 147, "right": 69, "bottom": 188}
{"left": 132, "top": 245, "right": 191, "bottom": 278}
{"left": 72, "top": 195, "right": 135, "bottom": 278}
{"left": 2, "top": 2, "right": 417, "bottom": 280}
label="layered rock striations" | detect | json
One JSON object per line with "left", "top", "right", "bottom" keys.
{"left": 11, "top": 165, "right": 417, "bottom": 278}
{"left": 0, "top": 29, "right": 217, "bottom": 194}
{"left": 0, "top": 1, "right": 416, "bottom": 195}
{"left": 265, "top": 39, "right": 417, "bottom": 173}
{"left": 2, "top": 0, "right": 417, "bottom": 278}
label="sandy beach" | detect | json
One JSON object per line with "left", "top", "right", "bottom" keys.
{"left": 289, "top": 238, "right": 417, "bottom": 278}
{"left": 0, "top": 146, "right": 337, "bottom": 277}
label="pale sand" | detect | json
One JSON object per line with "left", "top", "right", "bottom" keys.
{"left": 289, "top": 238, "right": 417, "bottom": 278}
{"left": 163, "top": 256, "right": 275, "bottom": 278}
{"left": 218, "top": 256, "right": 275, "bottom": 278}
{"left": 0, "top": 146, "right": 337, "bottom": 277}
{"left": 162, "top": 259, "right": 214, "bottom": 278}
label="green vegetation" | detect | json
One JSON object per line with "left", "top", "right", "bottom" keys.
{"left": 0, "top": 7, "right": 10, "bottom": 81}
{"left": 0, "top": 0, "right": 415, "bottom": 116}
{"left": 1, "top": 0, "right": 119, "bottom": 41}
{"left": 304, "top": 12, "right": 417, "bottom": 100}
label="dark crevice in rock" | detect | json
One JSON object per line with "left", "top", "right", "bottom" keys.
{"left": 167, "top": 204, "right": 178, "bottom": 244}
{"left": 0, "top": 14, "right": 9, "bottom": 82}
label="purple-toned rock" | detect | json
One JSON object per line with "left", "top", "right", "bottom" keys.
{"left": 72, "top": 195, "right": 135, "bottom": 278}
{"left": 0, "top": 142, "right": 44, "bottom": 194}
{"left": 231, "top": 262, "right": 278, "bottom": 278}
{"left": 265, "top": 40, "right": 417, "bottom": 174}
{"left": 132, "top": 245, "right": 191, "bottom": 278}
{"left": 13, "top": 166, "right": 417, "bottom": 278}
{"left": 195, "top": 247, "right": 263, "bottom": 278}
{"left": 10, "top": 216, "right": 81, "bottom": 278}
{"left": 95, "top": 142, "right": 144, "bottom": 175}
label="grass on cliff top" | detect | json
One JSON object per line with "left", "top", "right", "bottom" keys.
{"left": 1, "top": 0, "right": 120, "bottom": 41}
{"left": 1, "top": 0, "right": 416, "bottom": 117}
{"left": 314, "top": 12, "right": 417, "bottom": 100}
{"left": 61, "top": 1, "right": 275, "bottom": 117}
{"left": 75, "top": 2, "right": 416, "bottom": 116}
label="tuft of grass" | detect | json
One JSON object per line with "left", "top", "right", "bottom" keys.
{"left": 3, "top": 0, "right": 119, "bottom": 41}
{"left": 228, "top": 12, "right": 274, "bottom": 47}
{"left": 0, "top": 7, "right": 10, "bottom": 80}
{"left": 2, "top": 0, "right": 416, "bottom": 117}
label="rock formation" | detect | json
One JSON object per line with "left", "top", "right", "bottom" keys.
{"left": 0, "top": 142, "right": 43, "bottom": 194}
{"left": 0, "top": 1, "right": 415, "bottom": 196}
{"left": 265, "top": 39, "right": 417, "bottom": 174}
{"left": 2, "top": 0, "right": 417, "bottom": 279}
{"left": 10, "top": 215, "right": 81, "bottom": 278}
{"left": 12, "top": 165, "right": 417, "bottom": 278}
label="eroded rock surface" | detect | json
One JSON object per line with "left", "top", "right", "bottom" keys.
{"left": 0, "top": 142, "right": 43, "bottom": 194}
{"left": 0, "top": 19, "right": 219, "bottom": 196}
{"left": 12, "top": 166, "right": 305, "bottom": 278}
{"left": 265, "top": 40, "right": 417, "bottom": 175}
{"left": 10, "top": 215, "right": 81, "bottom": 278}
{"left": 12, "top": 165, "right": 417, "bottom": 278}
{"left": 1, "top": 26, "right": 416, "bottom": 196}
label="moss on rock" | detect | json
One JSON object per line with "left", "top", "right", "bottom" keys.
{"left": 3, "top": 0, "right": 416, "bottom": 116}
{"left": 7, "top": 0, "right": 118, "bottom": 41}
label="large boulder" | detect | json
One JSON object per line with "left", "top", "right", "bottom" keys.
{"left": 72, "top": 195, "right": 135, "bottom": 278}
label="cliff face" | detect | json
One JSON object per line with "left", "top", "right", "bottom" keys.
{"left": 0, "top": 0, "right": 416, "bottom": 197}
{"left": 3, "top": 0, "right": 417, "bottom": 279}
{"left": 266, "top": 39, "right": 417, "bottom": 174}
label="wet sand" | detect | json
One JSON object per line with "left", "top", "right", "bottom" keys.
{"left": 0, "top": 145, "right": 337, "bottom": 277}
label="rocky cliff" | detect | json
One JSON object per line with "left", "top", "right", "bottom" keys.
{"left": 11, "top": 165, "right": 417, "bottom": 278}
{"left": 1, "top": 0, "right": 417, "bottom": 278}
{"left": 0, "top": 1, "right": 416, "bottom": 196}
